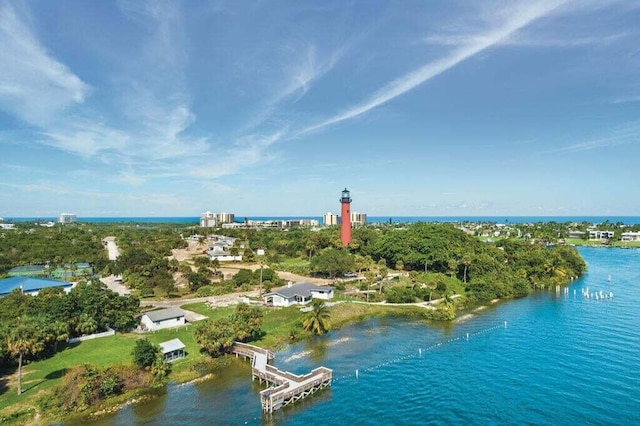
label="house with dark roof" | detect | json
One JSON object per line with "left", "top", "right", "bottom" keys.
{"left": 140, "top": 307, "right": 186, "bottom": 331}
{"left": 0, "top": 276, "right": 73, "bottom": 297}
{"left": 263, "top": 282, "right": 334, "bottom": 307}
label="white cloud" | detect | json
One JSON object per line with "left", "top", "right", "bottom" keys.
{"left": 552, "top": 120, "right": 640, "bottom": 153}
{"left": 0, "top": 2, "right": 89, "bottom": 125}
{"left": 299, "top": 0, "right": 567, "bottom": 135}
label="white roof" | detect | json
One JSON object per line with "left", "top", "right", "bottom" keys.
{"left": 159, "top": 338, "right": 186, "bottom": 354}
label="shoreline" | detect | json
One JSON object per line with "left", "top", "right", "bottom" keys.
{"left": 17, "top": 288, "right": 570, "bottom": 424}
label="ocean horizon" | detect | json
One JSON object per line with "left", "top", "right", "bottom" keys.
{"left": 5, "top": 215, "right": 640, "bottom": 225}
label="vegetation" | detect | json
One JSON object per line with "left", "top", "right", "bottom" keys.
{"left": 302, "top": 299, "right": 331, "bottom": 335}
{"left": 0, "top": 218, "right": 596, "bottom": 423}
{"left": 194, "top": 303, "right": 264, "bottom": 357}
{"left": 132, "top": 338, "right": 160, "bottom": 369}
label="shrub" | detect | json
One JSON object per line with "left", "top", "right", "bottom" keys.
{"left": 196, "top": 285, "right": 215, "bottom": 297}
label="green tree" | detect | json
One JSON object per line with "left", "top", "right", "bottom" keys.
{"left": 194, "top": 318, "right": 235, "bottom": 356}
{"left": 6, "top": 317, "right": 46, "bottom": 394}
{"left": 132, "top": 338, "right": 160, "bottom": 369}
{"left": 233, "top": 269, "right": 254, "bottom": 287}
{"left": 310, "top": 248, "right": 355, "bottom": 278}
{"left": 302, "top": 299, "right": 331, "bottom": 335}
{"left": 231, "top": 303, "right": 263, "bottom": 342}
{"left": 75, "top": 313, "right": 98, "bottom": 336}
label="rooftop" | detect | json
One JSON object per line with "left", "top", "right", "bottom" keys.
{"left": 265, "top": 282, "right": 333, "bottom": 299}
{"left": 159, "top": 338, "right": 186, "bottom": 354}
{"left": 143, "top": 307, "right": 185, "bottom": 322}
{"left": 0, "top": 276, "right": 72, "bottom": 295}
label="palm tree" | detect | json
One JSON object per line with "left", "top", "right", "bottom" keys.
{"left": 303, "top": 299, "right": 331, "bottom": 335}
{"left": 6, "top": 318, "right": 45, "bottom": 395}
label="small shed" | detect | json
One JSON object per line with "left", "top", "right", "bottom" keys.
{"left": 140, "top": 307, "right": 186, "bottom": 331}
{"left": 159, "top": 338, "right": 186, "bottom": 362}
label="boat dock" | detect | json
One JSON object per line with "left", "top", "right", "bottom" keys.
{"left": 231, "top": 342, "right": 333, "bottom": 413}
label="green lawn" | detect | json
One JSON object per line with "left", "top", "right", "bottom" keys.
{"left": 0, "top": 325, "right": 208, "bottom": 414}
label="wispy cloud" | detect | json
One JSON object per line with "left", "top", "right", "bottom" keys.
{"left": 0, "top": 181, "right": 182, "bottom": 204}
{"left": 298, "top": 1, "right": 566, "bottom": 135}
{"left": 611, "top": 95, "right": 640, "bottom": 104}
{"left": 551, "top": 120, "right": 640, "bottom": 153}
{"left": 0, "top": 1, "right": 89, "bottom": 125}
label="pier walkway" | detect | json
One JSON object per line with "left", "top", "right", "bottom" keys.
{"left": 231, "top": 342, "right": 332, "bottom": 413}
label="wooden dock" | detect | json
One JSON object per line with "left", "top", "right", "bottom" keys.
{"left": 231, "top": 342, "right": 332, "bottom": 413}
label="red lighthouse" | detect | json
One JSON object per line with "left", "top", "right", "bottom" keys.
{"left": 340, "top": 188, "right": 352, "bottom": 246}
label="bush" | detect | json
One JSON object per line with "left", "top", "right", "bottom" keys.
{"left": 132, "top": 338, "right": 160, "bottom": 369}
{"left": 196, "top": 285, "right": 215, "bottom": 297}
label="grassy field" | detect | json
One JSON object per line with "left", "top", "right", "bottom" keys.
{"left": 565, "top": 238, "right": 640, "bottom": 248}
{"left": 0, "top": 299, "right": 432, "bottom": 423}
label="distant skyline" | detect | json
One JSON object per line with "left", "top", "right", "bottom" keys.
{"left": 1, "top": 1, "right": 639, "bottom": 217}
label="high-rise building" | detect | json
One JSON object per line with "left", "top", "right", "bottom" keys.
{"left": 200, "top": 211, "right": 235, "bottom": 227}
{"left": 323, "top": 212, "right": 339, "bottom": 226}
{"left": 59, "top": 213, "right": 77, "bottom": 224}
{"left": 340, "top": 188, "right": 352, "bottom": 246}
{"left": 350, "top": 212, "right": 367, "bottom": 227}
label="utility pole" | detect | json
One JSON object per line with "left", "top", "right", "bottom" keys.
{"left": 259, "top": 263, "right": 264, "bottom": 298}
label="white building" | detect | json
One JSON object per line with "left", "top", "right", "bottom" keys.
{"left": 621, "top": 231, "right": 640, "bottom": 242}
{"left": 159, "top": 338, "right": 186, "bottom": 362}
{"left": 263, "top": 282, "right": 334, "bottom": 307}
{"left": 350, "top": 212, "right": 367, "bottom": 227}
{"left": 200, "top": 211, "right": 235, "bottom": 228}
{"left": 589, "top": 230, "right": 615, "bottom": 240}
{"left": 59, "top": 213, "right": 77, "bottom": 224}
{"left": 323, "top": 212, "right": 339, "bottom": 226}
{"left": 140, "top": 307, "right": 186, "bottom": 331}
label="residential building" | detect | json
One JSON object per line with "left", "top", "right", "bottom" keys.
{"left": 263, "top": 282, "right": 334, "bottom": 307}
{"left": 567, "top": 231, "right": 586, "bottom": 239}
{"left": 159, "top": 338, "right": 186, "bottom": 362}
{"left": 0, "top": 223, "right": 16, "bottom": 230}
{"left": 200, "top": 211, "right": 235, "bottom": 227}
{"left": 350, "top": 212, "right": 367, "bottom": 227}
{"left": 0, "top": 277, "right": 73, "bottom": 297}
{"left": 621, "top": 231, "right": 640, "bottom": 242}
{"left": 140, "top": 307, "right": 186, "bottom": 331}
{"left": 589, "top": 230, "right": 615, "bottom": 240}
{"left": 59, "top": 213, "right": 77, "bottom": 224}
{"left": 323, "top": 212, "right": 339, "bottom": 226}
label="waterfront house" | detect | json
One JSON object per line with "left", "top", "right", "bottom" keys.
{"left": 589, "top": 230, "right": 615, "bottom": 240}
{"left": 140, "top": 307, "right": 186, "bottom": 331}
{"left": 0, "top": 276, "right": 73, "bottom": 297}
{"left": 567, "top": 231, "right": 586, "bottom": 239}
{"left": 621, "top": 231, "right": 640, "bottom": 242}
{"left": 159, "top": 338, "right": 186, "bottom": 362}
{"left": 263, "top": 282, "right": 334, "bottom": 307}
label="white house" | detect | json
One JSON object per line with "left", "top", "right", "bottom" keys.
{"left": 589, "top": 230, "right": 615, "bottom": 240}
{"left": 621, "top": 231, "right": 640, "bottom": 242}
{"left": 263, "top": 282, "right": 334, "bottom": 307}
{"left": 159, "top": 338, "right": 186, "bottom": 362}
{"left": 140, "top": 307, "right": 186, "bottom": 331}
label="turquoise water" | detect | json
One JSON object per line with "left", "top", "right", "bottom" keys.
{"left": 90, "top": 247, "right": 640, "bottom": 425}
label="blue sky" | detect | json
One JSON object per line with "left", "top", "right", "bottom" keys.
{"left": 1, "top": 0, "right": 639, "bottom": 218}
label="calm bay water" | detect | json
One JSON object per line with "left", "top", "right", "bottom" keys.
{"left": 90, "top": 247, "right": 640, "bottom": 425}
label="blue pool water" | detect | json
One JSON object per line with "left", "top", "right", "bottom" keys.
{"left": 90, "top": 247, "right": 640, "bottom": 425}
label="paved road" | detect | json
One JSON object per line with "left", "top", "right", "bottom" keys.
{"left": 100, "top": 274, "right": 130, "bottom": 295}
{"left": 103, "top": 236, "right": 120, "bottom": 261}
